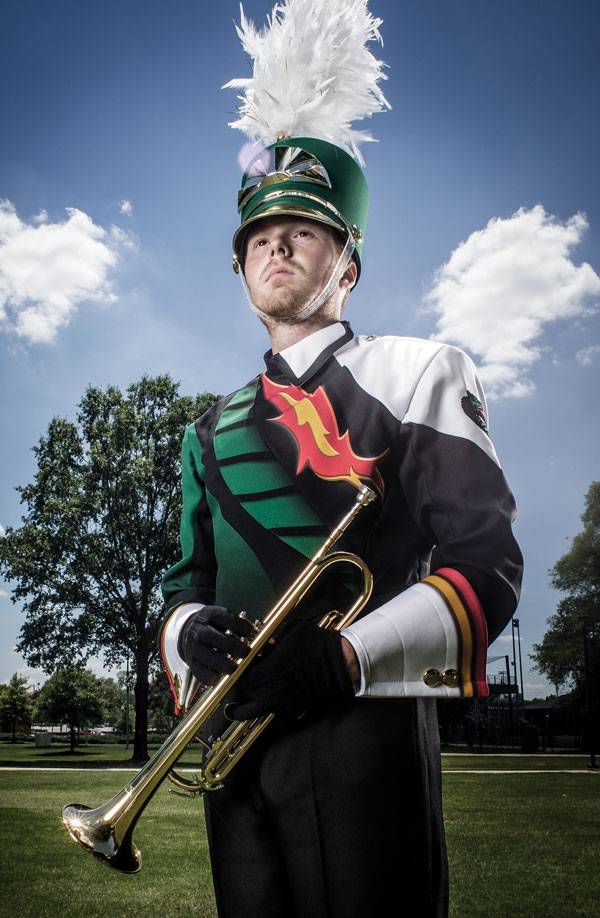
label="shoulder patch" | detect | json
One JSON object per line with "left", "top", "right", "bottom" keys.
{"left": 461, "top": 391, "right": 488, "bottom": 433}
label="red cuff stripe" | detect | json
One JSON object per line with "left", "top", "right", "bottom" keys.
{"left": 434, "top": 568, "right": 489, "bottom": 698}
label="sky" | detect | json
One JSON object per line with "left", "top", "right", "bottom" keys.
{"left": 1, "top": 0, "right": 599, "bottom": 699}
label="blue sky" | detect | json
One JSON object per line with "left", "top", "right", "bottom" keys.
{"left": 1, "top": 0, "right": 599, "bottom": 698}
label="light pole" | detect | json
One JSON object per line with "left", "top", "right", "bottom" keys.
{"left": 511, "top": 619, "right": 518, "bottom": 700}
{"left": 511, "top": 618, "right": 523, "bottom": 744}
{"left": 125, "top": 652, "right": 130, "bottom": 751}
{"left": 515, "top": 618, "right": 525, "bottom": 714}
{"left": 580, "top": 618, "right": 598, "bottom": 770}
{"left": 505, "top": 653, "right": 515, "bottom": 749}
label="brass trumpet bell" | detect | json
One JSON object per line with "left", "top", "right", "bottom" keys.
{"left": 62, "top": 800, "right": 142, "bottom": 873}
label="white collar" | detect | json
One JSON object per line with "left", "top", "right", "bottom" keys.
{"left": 276, "top": 322, "right": 348, "bottom": 379}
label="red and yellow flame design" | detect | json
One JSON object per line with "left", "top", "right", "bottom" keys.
{"left": 262, "top": 374, "right": 388, "bottom": 495}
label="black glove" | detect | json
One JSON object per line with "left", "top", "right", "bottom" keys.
{"left": 178, "top": 605, "right": 254, "bottom": 686}
{"left": 227, "top": 620, "right": 354, "bottom": 721}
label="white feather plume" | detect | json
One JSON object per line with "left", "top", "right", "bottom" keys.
{"left": 223, "top": 0, "right": 391, "bottom": 166}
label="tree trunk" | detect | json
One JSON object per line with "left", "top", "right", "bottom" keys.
{"left": 132, "top": 646, "right": 149, "bottom": 761}
{"left": 70, "top": 725, "right": 76, "bottom": 753}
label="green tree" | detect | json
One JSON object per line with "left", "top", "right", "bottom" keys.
{"left": 531, "top": 481, "right": 600, "bottom": 698}
{"left": 34, "top": 667, "right": 106, "bottom": 752}
{"left": 115, "top": 669, "right": 135, "bottom": 737}
{"left": 0, "top": 375, "right": 217, "bottom": 760}
{"left": 147, "top": 668, "right": 177, "bottom": 733}
{"left": 97, "top": 676, "right": 126, "bottom": 728}
{"left": 0, "top": 673, "right": 33, "bottom": 741}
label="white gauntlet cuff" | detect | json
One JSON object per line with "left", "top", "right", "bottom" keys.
{"left": 343, "top": 570, "right": 488, "bottom": 699}
{"left": 160, "top": 602, "right": 205, "bottom": 713}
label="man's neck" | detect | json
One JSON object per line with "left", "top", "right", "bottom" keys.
{"left": 267, "top": 315, "right": 341, "bottom": 355}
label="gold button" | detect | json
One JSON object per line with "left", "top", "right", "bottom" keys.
{"left": 365, "top": 334, "right": 380, "bottom": 341}
{"left": 423, "top": 669, "right": 442, "bottom": 688}
{"left": 443, "top": 669, "right": 460, "bottom": 687}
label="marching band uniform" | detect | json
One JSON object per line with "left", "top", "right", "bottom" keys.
{"left": 160, "top": 320, "right": 522, "bottom": 916}
{"left": 160, "top": 3, "right": 522, "bottom": 914}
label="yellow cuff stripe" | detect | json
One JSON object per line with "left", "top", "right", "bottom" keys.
{"left": 423, "top": 574, "right": 474, "bottom": 697}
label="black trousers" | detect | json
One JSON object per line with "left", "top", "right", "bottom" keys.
{"left": 204, "top": 697, "right": 448, "bottom": 918}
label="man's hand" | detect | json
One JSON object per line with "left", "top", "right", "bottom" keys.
{"left": 341, "top": 636, "right": 360, "bottom": 690}
{"left": 227, "top": 620, "right": 355, "bottom": 721}
{"left": 177, "top": 605, "right": 254, "bottom": 686}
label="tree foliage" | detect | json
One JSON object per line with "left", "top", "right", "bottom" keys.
{"left": 0, "top": 673, "right": 33, "bottom": 741}
{"left": 147, "top": 668, "right": 177, "bottom": 733}
{"left": 0, "top": 375, "right": 218, "bottom": 760}
{"left": 97, "top": 676, "right": 126, "bottom": 728}
{"left": 531, "top": 482, "right": 600, "bottom": 699}
{"left": 34, "top": 667, "right": 106, "bottom": 752}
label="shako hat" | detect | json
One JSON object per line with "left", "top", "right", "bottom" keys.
{"left": 224, "top": 0, "right": 390, "bottom": 283}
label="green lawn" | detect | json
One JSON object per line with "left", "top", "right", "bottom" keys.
{"left": 441, "top": 752, "right": 593, "bottom": 771}
{"left": 1, "top": 745, "right": 598, "bottom": 917}
{"left": 0, "top": 739, "right": 206, "bottom": 767}
{"left": 0, "top": 769, "right": 215, "bottom": 918}
{"left": 443, "top": 771, "right": 600, "bottom": 917}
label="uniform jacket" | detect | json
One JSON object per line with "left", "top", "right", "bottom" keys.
{"left": 161, "top": 321, "right": 523, "bottom": 710}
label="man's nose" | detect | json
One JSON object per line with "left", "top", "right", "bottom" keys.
{"left": 270, "top": 234, "right": 291, "bottom": 256}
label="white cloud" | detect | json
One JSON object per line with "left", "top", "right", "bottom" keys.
{"left": 576, "top": 344, "right": 600, "bottom": 366}
{"left": 0, "top": 589, "right": 9, "bottom": 597}
{"left": 0, "top": 200, "right": 130, "bottom": 344}
{"left": 0, "top": 522, "right": 5, "bottom": 537}
{"left": 119, "top": 199, "right": 133, "bottom": 216}
{"left": 426, "top": 205, "right": 600, "bottom": 398}
{"left": 14, "top": 665, "right": 46, "bottom": 689}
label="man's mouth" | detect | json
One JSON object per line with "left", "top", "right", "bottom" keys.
{"left": 265, "top": 265, "right": 294, "bottom": 282}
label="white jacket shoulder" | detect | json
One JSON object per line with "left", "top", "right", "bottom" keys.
{"left": 336, "top": 334, "right": 496, "bottom": 459}
{"left": 337, "top": 334, "right": 466, "bottom": 417}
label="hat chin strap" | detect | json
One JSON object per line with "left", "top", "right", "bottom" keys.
{"left": 239, "top": 235, "right": 355, "bottom": 326}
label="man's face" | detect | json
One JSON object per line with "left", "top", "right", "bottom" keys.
{"left": 243, "top": 216, "right": 347, "bottom": 322}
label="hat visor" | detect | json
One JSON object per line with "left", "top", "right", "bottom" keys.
{"left": 233, "top": 194, "right": 361, "bottom": 281}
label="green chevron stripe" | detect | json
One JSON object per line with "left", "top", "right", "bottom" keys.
{"left": 206, "top": 487, "right": 276, "bottom": 618}
{"left": 220, "top": 459, "right": 292, "bottom": 495}
{"left": 239, "top": 491, "right": 322, "bottom": 529}
{"left": 218, "top": 404, "right": 256, "bottom": 428}
{"left": 213, "top": 378, "right": 324, "bottom": 558}
{"left": 215, "top": 423, "right": 266, "bottom": 460}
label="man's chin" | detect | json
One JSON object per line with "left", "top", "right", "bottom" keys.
{"left": 253, "top": 296, "right": 309, "bottom": 321}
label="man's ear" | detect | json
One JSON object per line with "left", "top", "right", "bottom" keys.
{"left": 341, "top": 258, "right": 358, "bottom": 291}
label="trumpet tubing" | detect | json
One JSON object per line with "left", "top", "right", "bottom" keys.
{"left": 62, "top": 485, "right": 376, "bottom": 873}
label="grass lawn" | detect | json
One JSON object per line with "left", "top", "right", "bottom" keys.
{"left": 441, "top": 752, "right": 593, "bottom": 771}
{"left": 0, "top": 769, "right": 216, "bottom": 918}
{"left": 0, "top": 739, "right": 206, "bottom": 768}
{"left": 443, "top": 771, "right": 600, "bottom": 917}
{"left": 1, "top": 745, "right": 598, "bottom": 917}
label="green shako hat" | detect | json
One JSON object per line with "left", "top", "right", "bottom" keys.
{"left": 233, "top": 137, "right": 369, "bottom": 278}
{"left": 224, "top": 0, "right": 390, "bottom": 282}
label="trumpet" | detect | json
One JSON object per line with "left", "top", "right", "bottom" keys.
{"left": 62, "top": 484, "right": 376, "bottom": 873}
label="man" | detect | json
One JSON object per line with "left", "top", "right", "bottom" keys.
{"left": 160, "top": 132, "right": 522, "bottom": 917}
